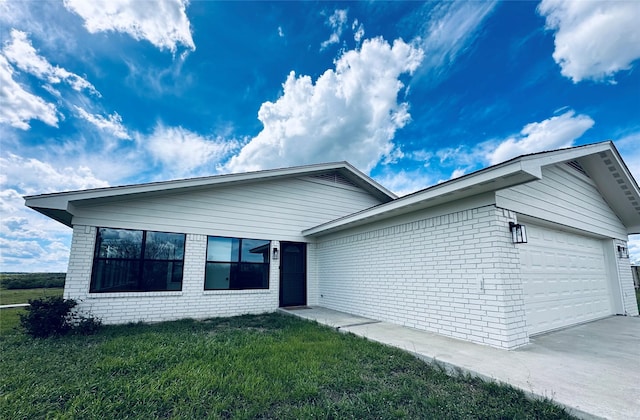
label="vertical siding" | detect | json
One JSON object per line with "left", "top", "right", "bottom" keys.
{"left": 315, "top": 205, "right": 529, "bottom": 350}
{"left": 71, "top": 176, "right": 383, "bottom": 241}
{"left": 496, "top": 164, "right": 627, "bottom": 239}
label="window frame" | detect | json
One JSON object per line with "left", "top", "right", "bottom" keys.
{"left": 90, "top": 227, "right": 186, "bottom": 293}
{"left": 204, "top": 236, "right": 271, "bottom": 291}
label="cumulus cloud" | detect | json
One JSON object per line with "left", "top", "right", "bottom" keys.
{"left": 3, "top": 29, "right": 99, "bottom": 95}
{"left": 63, "top": 0, "right": 195, "bottom": 53}
{"left": 321, "top": 9, "right": 348, "bottom": 50}
{"left": 538, "top": 0, "right": 640, "bottom": 83}
{"left": 417, "top": 1, "right": 497, "bottom": 77}
{"left": 487, "top": 110, "right": 594, "bottom": 164}
{"left": 141, "top": 124, "right": 241, "bottom": 176}
{"left": 0, "top": 154, "right": 110, "bottom": 272}
{"left": 227, "top": 37, "right": 424, "bottom": 173}
{"left": 0, "top": 55, "right": 58, "bottom": 129}
{"left": 74, "top": 106, "right": 130, "bottom": 140}
{"left": 0, "top": 153, "right": 110, "bottom": 195}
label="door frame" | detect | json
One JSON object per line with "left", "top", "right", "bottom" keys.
{"left": 279, "top": 241, "right": 307, "bottom": 307}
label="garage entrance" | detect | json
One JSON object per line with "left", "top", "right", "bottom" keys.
{"left": 519, "top": 223, "right": 613, "bottom": 335}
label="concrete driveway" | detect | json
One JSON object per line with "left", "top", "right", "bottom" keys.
{"left": 280, "top": 307, "right": 639, "bottom": 420}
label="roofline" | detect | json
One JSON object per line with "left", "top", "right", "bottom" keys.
{"left": 303, "top": 141, "right": 628, "bottom": 237}
{"left": 24, "top": 161, "right": 396, "bottom": 201}
{"left": 24, "top": 161, "right": 396, "bottom": 227}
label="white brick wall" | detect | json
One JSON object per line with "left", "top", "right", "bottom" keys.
{"left": 65, "top": 225, "right": 280, "bottom": 324}
{"left": 315, "top": 205, "right": 529, "bottom": 350}
{"left": 613, "top": 239, "right": 639, "bottom": 316}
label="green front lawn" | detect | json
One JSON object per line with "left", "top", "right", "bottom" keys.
{"left": 0, "top": 287, "right": 63, "bottom": 305}
{"left": 0, "top": 313, "right": 573, "bottom": 419}
{"left": 0, "top": 287, "right": 64, "bottom": 335}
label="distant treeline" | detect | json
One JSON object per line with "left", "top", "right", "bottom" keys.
{"left": 0, "top": 273, "right": 65, "bottom": 290}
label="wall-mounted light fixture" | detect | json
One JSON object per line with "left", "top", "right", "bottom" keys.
{"left": 272, "top": 246, "right": 279, "bottom": 260}
{"left": 617, "top": 245, "right": 629, "bottom": 259}
{"left": 509, "top": 222, "right": 527, "bottom": 244}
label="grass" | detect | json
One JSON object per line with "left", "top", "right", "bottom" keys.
{"left": 0, "top": 287, "right": 63, "bottom": 305}
{"left": 0, "top": 272, "right": 65, "bottom": 289}
{"left": 0, "top": 287, "right": 64, "bottom": 335}
{"left": 0, "top": 313, "right": 574, "bottom": 419}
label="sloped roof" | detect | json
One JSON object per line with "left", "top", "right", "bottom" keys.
{"left": 24, "top": 162, "right": 396, "bottom": 227}
{"left": 303, "top": 141, "right": 640, "bottom": 236}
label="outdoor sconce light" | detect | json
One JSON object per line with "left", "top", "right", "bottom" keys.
{"left": 272, "top": 246, "right": 279, "bottom": 260}
{"left": 509, "top": 222, "right": 527, "bottom": 244}
{"left": 617, "top": 245, "right": 629, "bottom": 259}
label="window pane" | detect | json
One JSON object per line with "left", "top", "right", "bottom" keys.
{"left": 204, "top": 263, "right": 233, "bottom": 289}
{"left": 96, "top": 228, "right": 142, "bottom": 259}
{"left": 241, "top": 239, "right": 270, "bottom": 263}
{"left": 144, "top": 232, "right": 185, "bottom": 260}
{"left": 234, "top": 263, "right": 269, "bottom": 289}
{"left": 90, "top": 259, "right": 141, "bottom": 292}
{"left": 207, "top": 237, "right": 239, "bottom": 262}
{"left": 142, "top": 261, "right": 183, "bottom": 291}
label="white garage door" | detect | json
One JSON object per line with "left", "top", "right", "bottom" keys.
{"left": 519, "top": 223, "right": 612, "bottom": 335}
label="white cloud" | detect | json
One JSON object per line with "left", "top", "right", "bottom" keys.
{"left": 0, "top": 154, "right": 110, "bottom": 272}
{"left": 616, "top": 131, "right": 640, "bottom": 182}
{"left": 63, "top": 0, "right": 195, "bottom": 53}
{"left": 487, "top": 110, "right": 594, "bottom": 164}
{"left": 227, "top": 37, "right": 424, "bottom": 174}
{"left": 352, "top": 19, "right": 364, "bottom": 44}
{"left": 74, "top": 106, "right": 131, "bottom": 140}
{"left": 278, "top": 26, "right": 284, "bottom": 38}
{"left": 0, "top": 153, "right": 110, "bottom": 195}
{"left": 0, "top": 55, "right": 58, "bottom": 129}
{"left": 141, "top": 124, "right": 241, "bottom": 176}
{"left": 373, "top": 168, "right": 434, "bottom": 197}
{"left": 629, "top": 235, "right": 640, "bottom": 265}
{"left": 3, "top": 29, "right": 99, "bottom": 95}
{"left": 321, "top": 9, "right": 348, "bottom": 50}
{"left": 538, "top": 0, "right": 640, "bottom": 83}
{"left": 417, "top": 1, "right": 497, "bottom": 77}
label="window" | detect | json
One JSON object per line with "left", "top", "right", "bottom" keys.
{"left": 205, "top": 236, "right": 270, "bottom": 290}
{"left": 90, "top": 228, "right": 185, "bottom": 293}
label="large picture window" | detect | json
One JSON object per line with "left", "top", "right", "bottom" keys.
{"left": 205, "top": 236, "right": 270, "bottom": 290}
{"left": 90, "top": 228, "right": 185, "bottom": 293}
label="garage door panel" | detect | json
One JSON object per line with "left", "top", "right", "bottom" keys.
{"left": 520, "top": 223, "right": 612, "bottom": 335}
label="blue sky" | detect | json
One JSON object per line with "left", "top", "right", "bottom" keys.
{"left": 1, "top": 0, "right": 639, "bottom": 271}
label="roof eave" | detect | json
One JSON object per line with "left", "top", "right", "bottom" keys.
{"left": 303, "top": 160, "right": 541, "bottom": 237}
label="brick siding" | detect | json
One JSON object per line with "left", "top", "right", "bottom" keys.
{"left": 64, "top": 226, "right": 280, "bottom": 324}
{"left": 315, "top": 205, "right": 530, "bottom": 349}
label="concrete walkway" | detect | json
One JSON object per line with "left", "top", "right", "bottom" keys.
{"left": 279, "top": 307, "right": 639, "bottom": 420}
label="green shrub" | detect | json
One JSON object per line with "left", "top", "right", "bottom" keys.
{"left": 1, "top": 273, "right": 65, "bottom": 289}
{"left": 18, "top": 297, "right": 101, "bottom": 338}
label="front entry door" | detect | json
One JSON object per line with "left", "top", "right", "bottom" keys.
{"left": 279, "top": 242, "right": 306, "bottom": 307}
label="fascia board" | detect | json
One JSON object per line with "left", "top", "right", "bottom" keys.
{"left": 303, "top": 160, "right": 541, "bottom": 237}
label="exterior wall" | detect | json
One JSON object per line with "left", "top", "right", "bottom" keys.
{"left": 63, "top": 176, "right": 385, "bottom": 323}
{"left": 613, "top": 239, "right": 640, "bottom": 316}
{"left": 314, "top": 203, "right": 529, "bottom": 350}
{"left": 498, "top": 163, "right": 636, "bottom": 320}
{"left": 496, "top": 164, "right": 627, "bottom": 240}
{"left": 70, "top": 176, "right": 382, "bottom": 242}
{"left": 306, "top": 243, "right": 320, "bottom": 306}
{"left": 66, "top": 225, "right": 280, "bottom": 323}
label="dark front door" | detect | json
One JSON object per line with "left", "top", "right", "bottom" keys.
{"left": 279, "top": 242, "right": 306, "bottom": 307}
